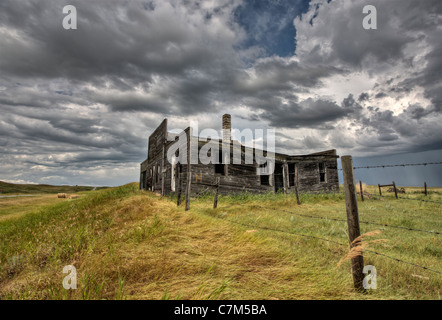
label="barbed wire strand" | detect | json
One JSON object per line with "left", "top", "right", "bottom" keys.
{"left": 245, "top": 204, "right": 441, "bottom": 235}
{"left": 363, "top": 249, "right": 442, "bottom": 275}
{"left": 208, "top": 212, "right": 442, "bottom": 275}
{"left": 339, "top": 161, "right": 442, "bottom": 171}
{"left": 216, "top": 202, "right": 441, "bottom": 235}
{"left": 371, "top": 192, "right": 442, "bottom": 205}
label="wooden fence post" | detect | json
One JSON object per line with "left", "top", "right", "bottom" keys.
{"left": 378, "top": 184, "right": 382, "bottom": 197}
{"left": 185, "top": 127, "right": 192, "bottom": 211}
{"left": 392, "top": 181, "right": 398, "bottom": 199}
{"left": 359, "top": 181, "right": 364, "bottom": 202}
{"left": 213, "top": 177, "right": 220, "bottom": 209}
{"left": 341, "top": 156, "right": 365, "bottom": 292}
{"left": 161, "top": 143, "right": 166, "bottom": 197}
{"left": 185, "top": 169, "right": 191, "bottom": 211}
{"left": 424, "top": 182, "right": 427, "bottom": 196}
{"left": 294, "top": 164, "right": 301, "bottom": 205}
{"left": 177, "top": 166, "right": 182, "bottom": 206}
{"left": 282, "top": 162, "right": 288, "bottom": 195}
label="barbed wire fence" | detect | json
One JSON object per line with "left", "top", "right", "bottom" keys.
{"left": 207, "top": 207, "right": 442, "bottom": 276}
{"left": 372, "top": 192, "right": 442, "bottom": 205}
{"left": 339, "top": 161, "right": 442, "bottom": 170}
{"left": 166, "top": 158, "right": 442, "bottom": 289}
{"left": 337, "top": 161, "right": 442, "bottom": 205}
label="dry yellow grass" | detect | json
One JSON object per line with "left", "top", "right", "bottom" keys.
{"left": 0, "top": 186, "right": 357, "bottom": 300}
{"left": 1, "top": 184, "right": 440, "bottom": 300}
{"left": 0, "top": 195, "right": 65, "bottom": 222}
{"left": 356, "top": 182, "right": 367, "bottom": 195}
{"left": 337, "top": 231, "right": 387, "bottom": 268}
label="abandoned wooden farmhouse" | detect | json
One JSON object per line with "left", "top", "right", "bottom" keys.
{"left": 140, "top": 114, "right": 339, "bottom": 195}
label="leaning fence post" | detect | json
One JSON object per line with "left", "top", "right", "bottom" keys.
{"left": 378, "top": 184, "right": 382, "bottom": 197}
{"left": 392, "top": 181, "right": 398, "bottom": 199}
{"left": 424, "top": 182, "right": 427, "bottom": 196}
{"left": 359, "top": 181, "right": 364, "bottom": 202}
{"left": 341, "top": 156, "right": 365, "bottom": 292}
{"left": 213, "top": 177, "right": 220, "bottom": 209}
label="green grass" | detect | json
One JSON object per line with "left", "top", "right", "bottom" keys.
{"left": 0, "top": 180, "right": 107, "bottom": 195}
{"left": 0, "top": 195, "right": 67, "bottom": 222}
{"left": 0, "top": 183, "right": 440, "bottom": 300}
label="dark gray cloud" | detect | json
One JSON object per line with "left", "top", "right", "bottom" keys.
{"left": 0, "top": 0, "right": 441, "bottom": 186}
{"left": 259, "top": 97, "right": 356, "bottom": 129}
{"left": 0, "top": 0, "right": 233, "bottom": 81}
{"left": 358, "top": 92, "right": 369, "bottom": 102}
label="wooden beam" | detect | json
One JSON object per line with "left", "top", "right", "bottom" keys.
{"left": 161, "top": 143, "right": 165, "bottom": 197}
{"left": 294, "top": 164, "right": 301, "bottom": 205}
{"left": 379, "top": 184, "right": 394, "bottom": 188}
{"left": 282, "top": 162, "right": 288, "bottom": 195}
{"left": 176, "top": 165, "right": 182, "bottom": 206}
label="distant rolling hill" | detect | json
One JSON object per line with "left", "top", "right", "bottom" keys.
{"left": 0, "top": 180, "right": 107, "bottom": 194}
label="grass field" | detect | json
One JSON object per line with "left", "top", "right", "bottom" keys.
{"left": 0, "top": 195, "right": 68, "bottom": 222}
{"left": 0, "top": 180, "right": 105, "bottom": 195}
{"left": 0, "top": 183, "right": 440, "bottom": 300}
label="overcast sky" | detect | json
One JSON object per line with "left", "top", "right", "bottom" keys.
{"left": 0, "top": 0, "right": 441, "bottom": 187}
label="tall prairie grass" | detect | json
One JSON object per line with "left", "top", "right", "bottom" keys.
{"left": 0, "top": 183, "right": 440, "bottom": 300}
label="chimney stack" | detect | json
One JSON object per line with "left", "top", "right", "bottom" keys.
{"left": 222, "top": 114, "right": 231, "bottom": 142}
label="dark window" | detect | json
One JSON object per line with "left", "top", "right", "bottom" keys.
{"left": 288, "top": 163, "right": 296, "bottom": 187}
{"left": 319, "top": 162, "right": 326, "bottom": 183}
{"left": 215, "top": 150, "right": 226, "bottom": 175}
{"left": 260, "top": 175, "right": 270, "bottom": 186}
{"left": 260, "top": 163, "right": 270, "bottom": 186}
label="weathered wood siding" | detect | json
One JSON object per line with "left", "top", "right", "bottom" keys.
{"left": 140, "top": 121, "right": 339, "bottom": 195}
{"left": 291, "top": 159, "right": 339, "bottom": 194}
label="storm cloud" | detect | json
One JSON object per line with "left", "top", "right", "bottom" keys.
{"left": 0, "top": 0, "right": 441, "bottom": 186}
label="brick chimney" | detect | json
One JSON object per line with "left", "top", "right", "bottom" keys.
{"left": 222, "top": 114, "right": 231, "bottom": 142}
